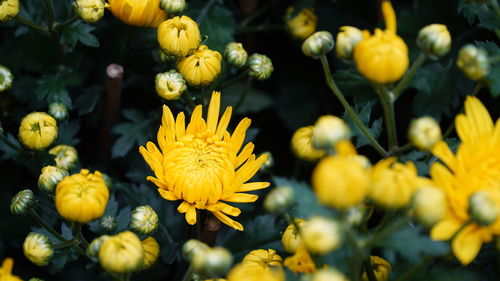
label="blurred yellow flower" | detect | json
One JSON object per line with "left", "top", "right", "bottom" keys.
{"left": 411, "top": 186, "right": 446, "bottom": 227}
{"left": 141, "top": 237, "right": 160, "bottom": 269}
{"left": 312, "top": 268, "right": 349, "bottom": 281}
{"left": 336, "top": 26, "right": 363, "bottom": 60}
{"left": 456, "top": 44, "right": 490, "bottom": 81}
{"left": 18, "top": 112, "right": 57, "bottom": 150}
{"left": 107, "top": 0, "right": 167, "bottom": 28}
{"left": 291, "top": 126, "right": 326, "bottom": 162}
{"left": 0, "top": 258, "right": 22, "bottom": 281}
{"left": 361, "top": 256, "right": 391, "bottom": 281}
{"left": 0, "top": 0, "right": 18, "bottom": 22}
{"left": 99, "top": 231, "right": 144, "bottom": 273}
{"left": 55, "top": 169, "right": 109, "bottom": 223}
{"left": 227, "top": 263, "right": 284, "bottom": 281}
{"left": 283, "top": 245, "right": 316, "bottom": 274}
{"left": 281, "top": 219, "right": 306, "bottom": 253}
{"left": 408, "top": 117, "right": 442, "bottom": 151}
{"left": 158, "top": 16, "right": 201, "bottom": 57}
{"left": 177, "top": 45, "right": 222, "bottom": 86}
{"left": 430, "top": 96, "right": 500, "bottom": 265}
{"left": 49, "top": 145, "right": 79, "bottom": 170}
{"left": 286, "top": 7, "right": 317, "bottom": 40}
{"left": 139, "top": 91, "right": 269, "bottom": 231}
{"left": 301, "top": 216, "right": 341, "bottom": 255}
{"left": 242, "top": 249, "right": 283, "bottom": 269}
{"left": 23, "top": 232, "right": 53, "bottom": 266}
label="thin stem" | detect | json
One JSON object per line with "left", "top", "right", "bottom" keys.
{"left": 55, "top": 15, "right": 79, "bottom": 32}
{"left": 196, "top": 0, "right": 217, "bottom": 23}
{"left": 54, "top": 239, "right": 80, "bottom": 249}
{"left": 319, "top": 55, "right": 389, "bottom": 157}
{"left": 221, "top": 69, "right": 249, "bottom": 89}
{"left": 28, "top": 209, "right": 67, "bottom": 242}
{"left": 345, "top": 226, "right": 365, "bottom": 281}
{"left": 15, "top": 16, "right": 50, "bottom": 33}
{"left": 183, "top": 90, "right": 197, "bottom": 109}
{"left": 390, "top": 143, "right": 413, "bottom": 156}
{"left": 393, "top": 256, "right": 434, "bottom": 281}
{"left": 181, "top": 264, "right": 194, "bottom": 281}
{"left": 234, "top": 77, "right": 253, "bottom": 112}
{"left": 43, "top": 0, "right": 57, "bottom": 31}
{"left": 375, "top": 85, "right": 398, "bottom": 150}
{"left": 159, "top": 224, "right": 174, "bottom": 243}
{"left": 393, "top": 53, "right": 427, "bottom": 100}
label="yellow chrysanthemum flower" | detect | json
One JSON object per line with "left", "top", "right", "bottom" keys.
{"left": 107, "top": 0, "right": 167, "bottom": 28}
{"left": 177, "top": 45, "right": 222, "bottom": 86}
{"left": 227, "top": 263, "right": 284, "bottom": 281}
{"left": 286, "top": 7, "right": 317, "bottom": 40}
{"left": 281, "top": 219, "right": 306, "bottom": 253}
{"left": 429, "top": 96, "right": 500, "bottom": 265}
{"left": 0, "top": 258, "right": 22, "bottom": 281}
{"left": 291, "top": 126, "right": 326, "bottom": 162}
{"left": 141, "top": 237, "right": 160, "bottom": 269}
{"left": 283, "top": 245, "right": 316, "bottom": 274}
{"left": 18, "top": 112, "right": 58, "bottom": 151}
{"left": 242, "top": 249, "right": 283, "bottom": 269}
{"left": 158, "top": 15, "right": 201, "bottom": 58}
{"left": 139, "top": 91, "right": 269, "bottom": 231}
{"left": 0, "top": 0, "right": 19, "bottom": 22}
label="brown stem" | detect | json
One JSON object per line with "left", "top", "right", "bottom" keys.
{"left": 196, "top": 212, "right": 221, "bottom": 246}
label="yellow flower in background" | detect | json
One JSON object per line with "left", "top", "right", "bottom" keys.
{"left": 141, "top": 237, "right": 160, "bottom": 269}
{"left": 361, "top": 256, "right": 391, "bottom": 281}
{"left": 283, "top": 245, "right": 316, "bottom": 274}
{"left": 456, "top": 44, "right": 490, "bottom": 81}
{"left": 430, "top": 96, "right": 500, "bottom": 265}
{"left": 23, "top": 233, "right": 53, "bottom": 266}
{"left": 177, "top": 45, "right": 222, "bottom": 86}
{"left": 158, "top": 16, "right": 201, "bottom": 57}
{"left": 18, "top": 112, "right": 58, "bottom": 150}
{"left": 353, "top": 1, "right": 409, "bottom": 84}
{"left": 242, "top": 249, "right": 283, "bottom": 269}
{"left": 139, "top": 91, "right": 269, "bottom": 231}
{"left": 107, "top": 0, "right": 167, "bottom": 28}
{"left": 411, "top": 186, "right": 447, "bottom": 227}
{"left": 227, "top": 263, "right": 284, "bottom": 281}
{"left": 0, "top": 258, "right": 22, "bottom": 281}
{"left": 312, "top": 268, "right": 349, "bottom": 281}
{"left": 49, "top": 145, "right": 79, "bottom": 170}
{"left": 55, "top": 169, "right": 109, "bottom": 223}
{"left": 73, "top": 0, "right": 106, "bottom": 23}
{"left": 312, "top": 115, "right": 350, "bottom": 150}
{"left": 286, "top": 7, "right": 317, "bottom": 40}
{"left": 99, "top": 231, "right": 144, "bottom": 273}
{"left": 336, "top": 26, "right": 364, "bottom": 60}
{"left": 0, "top": 0, "right": 19, "bottom": 22}
{"left": 291, "top": 126, "right": 326, "bottom": 162}
{"left": 408, "top": 117, "right": 442, "bottom": 151}
{"left": 281, "top": 219, "right": 306, "bottom": 253}
{"left": 301, "top": 216, "right": 342, "bottom": 255}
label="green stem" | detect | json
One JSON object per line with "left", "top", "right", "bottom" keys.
{"left": 393, "top": 53, "right": 427, "bottom": 100}
{"left": 393, "top": 256, "right": 434, "bottom": 281}
{"left": 181, "top": 264, "right": 194, "bottom": 281}
{"left": 183, "top": 89, "right": 197, "bottom": 109}
{"left": 28, "top": 209, "right": 67, "bottom": 242}
{"left": 55, "top": 15, "right": 79, "bottom": 32}
{"left": 234, "top": 77, "right": 253, "bottom": 112}
{"left": 196, "top": 0, "right": 217, "bottom": 23}
{"left": 15, "top": 16, "right": 49, "bottom": 33}
{"left": 375, "top": 85, "right": 398, "bottom": 150}
{"left": 54, "top": 239, "right": 80, "bottom": 249}
{"left": 221, "top": 69, "right": 250, "bottom": 89}
{"left": 159, "top": 224, "right": 174, "bottom": 244}
{"left": 365, "top": 216, "right": 408, "bottom": 247}
{"left": 391, "top": 143, "right": 413, "bottom": 156}
{"left": 319, "top": 55, "right": 388, "bottom": 157}
{"left": 345, "top": 226, "right": 365, "bottom": 281}
{"left": 43, "top": 0, "right": 57, "bottom": 31}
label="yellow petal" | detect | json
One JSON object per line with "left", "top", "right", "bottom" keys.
{"left": 211, "top": 210, "right": 243, "bottom": 231}
{"left": 451, "top": 225, "right": 483, "bottom": 265}
{"left": 430, "top": 218, "right": 462, "bottom": 241}
{"left": 206, "top": 91, "right": 221, "bottom": 133}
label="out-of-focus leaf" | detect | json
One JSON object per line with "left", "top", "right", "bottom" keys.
{"left": 75, "top": 86, "right": 101, "bottom": 115}
{"left": 221, "top": 82, "right": 273, "bottom": 114}
{"left": 161, "top": 241, "right": 183, "bottom": 265}
{"left": 343, "top": 101, "right": 382, "bottom": 148}
{"left": 114, "top": 206, "right": 132, "bottom": 233}
{"left": 37, "top": 71, "right": 79, "bottom": 108}
{"left": 488, "top": 66, "right": 500, "bottom": 97}
{"left": 61, "top": 22, "right": 99, "bottom": 48}
{"left": 56, "top": 120, "right": 81, "bottom": 146}
{"left": 0, "top": 134, "right": 22, "bottom": 160}
{"left": 111, "top": 109, "right": 155, "bottom": 158}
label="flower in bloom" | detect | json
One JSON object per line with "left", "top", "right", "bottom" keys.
{"left": 0, "top": 0, "right": 19, "bottom": 22}
{"left": 0, "top": 65, "right": 14, "bottom": 91}
{"left": 99, "top": 231, "right": 144, "bottom": 273}
{"left": 155, "top": 70, "right": 187, "bottom": 100}
{"left": 130, "top": 205, "right": 159, "bottom": 235}
{"left": 283, "top": 245, "right": 316, "bottom": 274}
{"left": 361, "top": 256, "right": 391, "bottom": 281}
{"left": 0, "top": 258, "right": 22, "bottom": 281}
{"left": 49, "top": 145, "right": 79, "bottom": 170}
{"left": 141, "top": 237, "right": 160, "bottom": 269}
{"left": 18, "top": 112, "right": 58, "bottom": 150}
{"left": 73, "top": 0, "right": 106, "bottom": 23}
{"left": 107, "top": 0, "right": 167, "bottom": 28}
{"left": 353, "top": 1, "right": 409, "bottom": 84}
{"left": 301, "top": 216, "right": 342, "bottom": 255}
{"left": 158, "top": 16, "right": 201, "bottom": 57}
{"left": 336, "top": 26, "right": 364, "bottom": 60}
{"left": 241, "top": 249, "right": 283, "bottom": 269}
{"left": 429, "top": 96, "right": 500, "bottom": 265}
{"left": 55, "top": 169, "right": 109, "bottom": 223}
{"left": 291, "top": 126, "right": 326, "bottom": 162}
{"left": 281, "top": 219, "right": 306, "bottom": 253}
{"left": 285, "top": 7, "right": 317, "bottom": 40}
{"left": 177, "top": 45, "right": 222, "bottom": 86}
{"left": 23, "top": 232, "right": 54, "bottom": 266}
{"left": 139, "top": 91, "right": 270, "bottom": 231}
{"left": 227, "top": 263, "right": 284, "bottom": 281}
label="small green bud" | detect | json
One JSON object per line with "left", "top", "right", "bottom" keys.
{"left": 155, "top": 70, "right": 187, "bottom": 100}
{"left": 48, "top": 103, "right": 68, "bottom": 121}
{"left": 248, "top": 54, "right": 273, "bottom": 80}
{"left": 0, "top": 65, "right": 14, "bottom": 92}
{"left": 182, "top": 239, "right": 209, "bottom": 262}
{"left": 408, "top": 117, "right": 442, "bottom": 151}
{"left": 158, "top": 49, "right": 177, "bottom": 64}
{"left": 302, "top": 31, "right": 334, "bottom": 58}
{"left": 312, "top": 115, "right": 350, "bottom": 150}
{"left": 38, "top": 165, "right": 68, "bottom": 194}
{"left": 417, "top": 24, "right": 451, "bottom": 59}
{"left": 259, "top": 151, "right": 274, "bottom": 172}
{"left": 130, "top": 205, "right": 159, "bottom": 235}
{"left": 10, "top": 189, "right": 35, "bottom": 215}
{"left": 336, "top": 26, "right": 363, "bottom": 60}
{"left": 192, "top": 247, "right": 233, "bottom": 278}
{"left": 469, "top": 191, "right": 499, "bottom": 226}
{"left": 29, "top": 278, "right": 45, "bottom": 281}
{"left": 99, "top": 215, "right": 117, "bottom": 232}
{"left": 87, "top": 235, "right": 111, "bottom": 260}
{"left": 456, "top": 44, "right": 490, "bottom": 81}
{"left": 160, "top": 0, "right": 187, "bottom": 14}
{"left": 225, "top": 42, "right": 248, "bottom": 68}
{"left": 263, "top": 186, "right": 295, "bottom": 214}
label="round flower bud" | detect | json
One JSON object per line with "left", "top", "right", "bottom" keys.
{"left": 130, "top": 205, "right": 159, "bottom": 235}
{"left": 141, "top": 237, "right": 160, "bottom": 269}
{"left": 291, "top": 126, "right": 326, "bottom": 162}
{"left": 38, "top": 165, "right": 68, "bottom": 194}
{"left": 160, "top": 0, "right": 186, "bottom": 14}
{"left": 225, "top": 42, "right": 248, "bottom": 68}
{"left": 285, "top": 7, "right": 317, "bottom": 40}
{"left": 55, "top": 169, "right": 109, "bottom": 223}
{"left": 408, "top": 117, "right": 442, "bottom": 151}
{"left": 48, "top": 103, "right": 68, "bottom": 121}
{"left": 192, "top": 247, "right": 233, "bottom": 278}
{"left": 302, "top": 31, "right": 334, "bottom": 58}
{"left": 155, "top": 70, "right": 187, "bottom": 100}
{"left": 336, "top": 26, "right": 364, "bottom": 60}
{"left": 248, "top": 53, "right": 273, "bottom": 80}
{"left": 177, "top": 45, "right": 222, "bottom": 86}
{"left": 1, "top": 258, "right": 23, "bottom": 281}
{"left": 73, "top": 0, "right": 106, "bottom": 24}
{"left": 312, "top": 268, "right": 349, "bottom": 281}
{"left": 456, "top": 44, "right": 490, "bottom": 81}
{"left": 241, "top": 249, "right": 282, "bottom": 269}
{"left": 23, "top": 232, "right": 54, "bottom": 266}
{"left": 417, "top": 24, "right": 451, "bottom": 59}
{"left": 108, "top": 0, "right": 167, "bottom": 28}
{"left": 312, "top": 115, "right": 350, "bottom": 150}
{"left": 469, "top": 191, "right": 499, "bottom": 226}
{"left": 99, "top": 215, "right": 117, "bottom": 232}
{"left": 18, "top": 112, "right": 58, "bottom": 151}
{"left": 0, "top": 0, "right": 19, "bottom": 22}
{"left": 49, "top": 145, "right": 79, "bottom": 170}
{"left": 281, "top": 219, "right": 306, "bottom": 253}
{"left": 263, "top": 186, "right": 294, "bottom": 214}
{"left": 0, "top": 64, "right": 14, "bottom": 91}
{"left": 10, "top": 189, "right": 34, "bottom": 215}
{"left": 411, "top": 186, "right": 446, "bottom": 227}
{"left": 87, "top": 235, "right": 111, "bottom": 260}
{"left": 361, "top": 256, "right": 391, "bottom": 281}
{"left": 227, "top": 263, "right": 285, "bottom": 281}
{"left": 259, "top": 151, "right": 274, "bottom": 172}
{"left": 158, "top": 16, "right": 201, "bottom": 57}
{"left": 99, "top": 231, "right": 144, "bottom": 273}
{"left": 301, "top": 216, "right": 342, "bottom": 255}
{"left": 182, "top": 239, "right": 210, "bottom": 262}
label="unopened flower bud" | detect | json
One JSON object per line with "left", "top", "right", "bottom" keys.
{"left": 263, "top": 186, "right": 294, "bottom": 214}
{"left": 160, "top": 0, "right": 187, "bottom": 14}
{"left": 49, "top": 145, "right": 79, "bottom": 170}
{"left": 259, "top": 151, "right": 274, "bottom": 172}
{"left": 312, "top": 115, "right": 350, "bottom": 150}
{"left": 456, "top": 44, "right": 490, "bottom": 81}
{"left": 10, "top": 189, "right": 34, "bottom": 215}
{"left": 23, "top": 232, "right": 54, "bottom": 266}
{"left": 73, "top": 0, "right": 106, "bottom": 23}
{"left": 130, "top": 205, "right": 159, "bottom": 235}
{"left": 225, "top": 42, "right": 248, "bottom": 68}
{"left": 87, "top": 235, "right": 111, "bottom": 260}
{"left": 155, "top": 70, "right": 187, "bottom": 100}
{"left": 302, "top": 31, "right": 334, "bottom": 58}
{"left": 411, "top": 186, "right": 446, "bottom": 227}
{"left": 99, "top": 231, "right": 144, "bottom": 273}
{"left": 0, "top": 65, "right": 14, "bottom": 91}
{"left": 408, "top": 117, "right": 442, "bottom": 151}
{"left": 248, "top": 54, "right": 273, "bottom": 80}
{"left": 0, "top": 0, "right": 19, "bottom": 22}
{"left": 469, "top": 191, "right": 499, "bottom": 226}
{"left": 417, "top": 24, "right": 451, "bottom": 59}
{"left": 19, "top": 112, "right": 58, "bottom": 151}
{"left": 142, "top": 237, "right": 160, "bottom": 269}
{"left": 336, "top": 26, "right": 363, "bottom": 60}
{"left": 99, "top": 215, "right": 117, "bottom": 232}
{"left": 281, "top": 219, "right": 306, "bottom": 253}
{"left": 48, "top": 103, "right": 68, "bottom": 121}
{"left": 301, "top": 216, "right": 341, "bottom": 255}
{"left": 285, "top": 7, "right": 317, "bottom": 40}
{"left": 182, "top": 239, "right": 210, "bottom": 262}
{"left": 192, "top": 247, "right": 233, "bottom": 278}
{"left": 38, "top": 165, "right": 68, "bottom": 194}
{"left": 312, "top": 268, "right": 349, "bottom": 281}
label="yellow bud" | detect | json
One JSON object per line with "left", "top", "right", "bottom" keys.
{"left": 312, "top": 268, "right": 349, "bottom": 281}
{"left": 158, "top": 16, "right": 201, "bottom": 57}
{"left": 192, "top": 247, "right": 233, "bottom": 278}
{"left": 10, "top": 189, "right": 34, "bottom": 215}
{"left": 0, "top": 258, "right": 23, "bottom": 281}
{"left": 160, "top": 0, "right": 186, "bottom": 14}
{"left": 177, "top": 45, "right": 222, "bottom": 86}
{"left": 417, "top": 24, "right": 451, "bottom": 59}
{"left": 73, "top": 0, "right": 106, "bottom": 24}
{"left": 87, "top": 235, "right": 111, "bottom": 260}
{"left": 225, "top": 42, "right": 248, "bottom": 68}
{"left": 361, "top": 256, "right": 391, "bottom": 281}
{"left": 48, "top": 103, "right": 68, "bottom": 121}
{"left": 263, "top": 186, "right": 295, "bottom": 214}
{"left": 182, "top": 239, "right": 209, "bottom": 262}
{"left": 302, "top": 31, "right": 334, "bottom": 58}
{"left": 18, "top": 112, "right": 58, "bottom": 151}
{"left": 248, "top": 54, "right": 273, "bottom": 80}
{"left": 285, "top": 7, "right": 317, "bottom": 40}
{"left": 155, "top": 70, "right": 187, "bottom": 100}
{"left": 99, "top": 215, "right": 117, "bottom": 232}
{"left": 141, "top": 237, "right": 160, "bottom": 269}
{"left": 0, "top": 0, "right": 19, "bottom": 22}
{"left": 38, "top": 165, "right": 69, "bottom": 194}
{"left": 108, "top": 0, "right": 167, "bottom": 28}
{"left": 99, "top": 231, "right": 144, "bottom": 273}
{"left": 312, "top": 115, "right": 350, "bottom": 150}
{"left": 241, "top": 249, "right": 283, "bottom": 269}
{"left": 23, "top": 232, "right": 54, "bottom": 266}
{"left": 0, "top": 64, "right": 14, "bottom": 91}
{"left": 336, "top": 26, "right": 363, "bottom": 60}
{"left": 227, "top": 263, "right": 285, "bottom": 281}
{"left": 456, "top": 44, "right": 490, "bottom": 81}
{"left": 49, "top": 145, "right": 79, "bottom": 170}
{"left": 301, "top": 216, "right": 342, "bottom": 255}
{"left": 408, "top": 117, "right": 442, "bottom": 151}
{"left": 291, "top": 126, "right": 326, "bottom": 162}
{"left": 281, "top": 219, "right": 306, "bottom": 253}
{"left": 411, "top": 186, "right": 446, "bottom": 227}
{"left": 469, "top": 191, "right": 499, "bottom": 226}
{"left": 130, "top": 205, "right": 159, "bottom": 235}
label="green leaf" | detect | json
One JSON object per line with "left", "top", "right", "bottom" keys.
{"left": 75, "top": 86, "right": 101, "bottom": 115}
{"left": 160, "top": 242, "right": 182, "bottom": 265}
{"left": 36, "top": 71, "right": 79, "bottom": 108}
{"left": 56, "top": 120, "right": 81, "bottom": 146}
{"left": 61, "top": 223, "right": 73, "bottom": 240}
{"left": 61, "top": 22, "right": 99, "bottom": 48}
{"left": 343, "top": 101, "right": 382, "bottom": 148}
{"left": 475, "top": 40, "right": 500, "bottom": 55}
{"left": 488, "top": 65, "right": 500, "bottom": 97}
{"left": 221, "top": 81, "right": 273, "bottom": 114}
{"left": 114, "top": 206, "right": 132, "bottom": 233}
{"left": 111, "top": 109, "right": 155, "bottom": 158}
